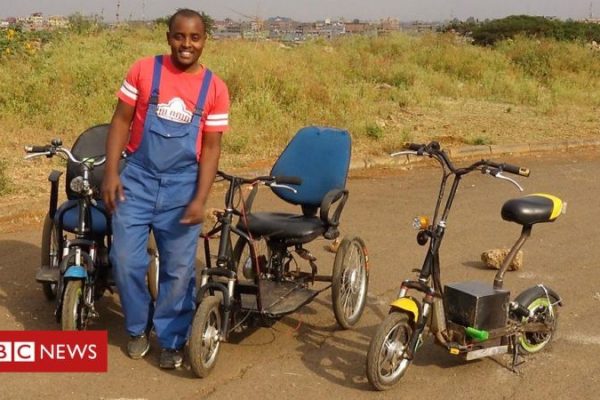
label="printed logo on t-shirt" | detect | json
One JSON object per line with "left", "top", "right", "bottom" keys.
{"left": 156, "top": 98, "right": 193, "bottom": 124}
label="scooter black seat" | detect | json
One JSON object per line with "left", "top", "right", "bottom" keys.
{"left": 501, "top": 194, "right": 563, "bottom": 226}
{"left": 237, "top": 212, "right": 325, "bottom": 245}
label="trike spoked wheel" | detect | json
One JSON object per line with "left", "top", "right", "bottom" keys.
{"left": 517, "top": 293, "right": 560, "bottom": 354}
{"left": 40, "top": 213, "right": 60, "bottom": 300}
{"left": 61, "top": 280, "right": 86, "bottom": 331}
{"left": 188, "top": 296, "right": 222, "bottom": 378}
{"left": 331, "top": 236, "right": 369, "bottom": 329}
{"left": 366, "top": 312, "right": 413, "bottom": 391}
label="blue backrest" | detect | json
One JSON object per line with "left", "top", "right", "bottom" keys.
{"left": 270, "top": 126, "right": 351, "bottom": 207}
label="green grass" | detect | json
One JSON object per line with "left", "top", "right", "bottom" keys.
{"left": 1, "top": 26, "right": 600, "bottom": 198}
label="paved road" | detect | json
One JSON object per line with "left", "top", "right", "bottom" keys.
{"left": 1, "top": 150, "right": 599, "bottom": 399}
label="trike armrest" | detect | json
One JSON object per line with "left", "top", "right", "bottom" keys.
{"left": 320, "top": 188, "right": 349, "bottom": 240}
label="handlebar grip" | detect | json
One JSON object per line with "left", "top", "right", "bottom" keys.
{"left": 502, "top": 163, "right": 530, "bottom": 177}
{"left": 274, "top": 176, "right": 303, "bottom": 185}
{"left": 25, "top": 145, "right": 51, "bottom": 153}
{"left": 405, "top": 143, "right": 425, "bottom": 151}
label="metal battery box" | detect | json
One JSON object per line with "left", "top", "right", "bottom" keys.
{"left": 444, "top": 281, "right": 510, "bottom": 330}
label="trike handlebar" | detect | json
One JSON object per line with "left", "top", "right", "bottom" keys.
{"left": 24, "top": 140, "right": 107, "bottom": 167}
{"left": 216, "top": 170, "right": 302, "bottom": 187}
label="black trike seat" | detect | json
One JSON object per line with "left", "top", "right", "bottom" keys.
{"left": 53, "top": 124, "right": 115, "bottom": 237}
{"left": 239, "top": 212, "right": 325, "bottom": 244}
{"left": 501, "top": 194, "right": 564, "bottom": 226}
{"left": 236, "top": 126, "right": 351, "bottom": 245}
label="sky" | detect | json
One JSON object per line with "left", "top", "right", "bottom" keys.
{"left": 2, "top": 0, "right": 600, "bottom": 23}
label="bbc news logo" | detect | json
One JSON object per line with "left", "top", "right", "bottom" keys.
{"left": 0, "top": 331, "right": 107, "bottom": 372}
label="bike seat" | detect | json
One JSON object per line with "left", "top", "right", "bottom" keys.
{"left": 237, "top": 212, "right": 325, "bottom": 245}
{"left": 501, "top": 194, "right": 564, "bottom": 226}
{"left": 55, "top": 199, "right": 110, "bottom": 236}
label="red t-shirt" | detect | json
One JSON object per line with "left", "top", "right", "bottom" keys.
{"left": 117, "top": 55, "right": 230, "bottom": 159}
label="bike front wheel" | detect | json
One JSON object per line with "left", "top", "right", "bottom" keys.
{"left": 331, "top": 236, "right": 369, "bottom": 329}
{"left": 188, "top": 296, "right": 222, "bottom": 378}
{"left": 61, "top": 280, "right": 86, "bottom": 331}
{"left": 366, "top": 312, "right": 413, "bottom": 391}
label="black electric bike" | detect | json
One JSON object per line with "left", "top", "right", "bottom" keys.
{"left": 366, "top": 141, "right": 564, "bottom": 391}
{"left": 27, "top": 125, "right": 159, "bottom": 330}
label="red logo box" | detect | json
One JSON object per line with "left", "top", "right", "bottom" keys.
{"left": 0, "top": 331, "right": 107, "bottom": 372}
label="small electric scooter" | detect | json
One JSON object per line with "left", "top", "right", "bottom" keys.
{"left": 366, "top": 141, "right": 564, "bottom": 391}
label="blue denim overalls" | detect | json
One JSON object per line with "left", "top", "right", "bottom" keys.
{"left": 111, "top": 55, "right": 212, "bottom": 350}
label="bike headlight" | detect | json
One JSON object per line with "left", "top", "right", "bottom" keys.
{"left": 69, "top": 176, "right": 85, "bottom": 193}
{"left": 412, "top": 216, "right": 430, "bottom": 230}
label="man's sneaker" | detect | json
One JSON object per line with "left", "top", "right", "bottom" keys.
{"left": 159, "top": 348, "right": 183, "bottom": 369}
{"left": 127, "top": 334, "right": 150, "bottom": 359}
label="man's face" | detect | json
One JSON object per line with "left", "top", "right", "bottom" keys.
{"left": 167, "top": 15, "right": 206, "bottom": 71}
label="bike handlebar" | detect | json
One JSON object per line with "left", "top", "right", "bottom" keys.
{"left": 24, "top": 141, "right": 107, "bottom": 167}
{"left": 401, "top": 141, "right": 530, "bottom": 177}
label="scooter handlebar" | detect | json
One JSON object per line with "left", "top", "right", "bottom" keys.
{"left": 500, "top": 163, "right": 530, "bottom": 177}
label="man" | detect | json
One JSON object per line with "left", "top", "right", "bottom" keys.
{"left": 102, "top": 8, "right": 229, "bottom": 369}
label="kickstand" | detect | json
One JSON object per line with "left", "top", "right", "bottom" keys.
{"left": 509, "top": 336, "right": 525, "bottom": 373}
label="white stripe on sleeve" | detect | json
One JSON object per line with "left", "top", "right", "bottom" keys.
{"left": 120, "top": 80, "right": 138, "bottom": 101}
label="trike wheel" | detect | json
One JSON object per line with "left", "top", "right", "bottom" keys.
{"left": 146, "top": 231, "right": 159, "bottom": 301}
{"left": 331, "top": 236, "right": 368, "bottom": 329}
{"left": 516, "top": 292, "right": 560, "bottom": 354}
{"left": 366, "top": 312, "right": 413, "bottom": 391}
{"left": 188, "top": 296, "right": 222, "bottom": 378}
{"left": 232, "top": 236, "right": 269, "bottom": 282}
{"left": 61, "top": 280, "right": 86, "bottom": 331}
{"left": 40, "top": 213, "right": 60, "bottom": 301}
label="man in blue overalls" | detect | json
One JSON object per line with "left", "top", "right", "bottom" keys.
{"left": 103, "top": 9, "right": 230, "bottom": 369}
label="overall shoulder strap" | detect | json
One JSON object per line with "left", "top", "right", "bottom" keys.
{"left": 149, "top": 55, "right": 163, "bottom": 105}
{"left": 193, "top": 68, "right": 213, "bottom": 116}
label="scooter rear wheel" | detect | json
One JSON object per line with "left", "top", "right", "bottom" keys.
{"left": 516, "top": 293, "right": 560, "bottom": 354}
{"left": 188, "top": 296, "right": 222, "bottom": 378}
{"left": 366, "top": 312, "right": 413, "bottom": 391}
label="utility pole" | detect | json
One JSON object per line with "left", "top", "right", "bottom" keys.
{"left": 116, "top": 0, "right": 120, "bottom": 24}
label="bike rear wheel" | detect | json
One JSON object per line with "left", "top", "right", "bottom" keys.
{"left": 188, "top": 296, "right": 222, "bottom": 378}
{"left": 366, "top": 312, "right": 413, "bottom": 391}
{"left": 61, "top": 280, "right": 86, "bottom": 331}
{"left": 40, "top": 213, "right": 60, "bottom": 300}
{"left": 232, "top": 236, "right": 269, "bottom": 281}
{"left": 146, "top": 231, "right": 159, "bottom": 301}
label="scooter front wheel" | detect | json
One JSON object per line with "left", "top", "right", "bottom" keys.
{"left": 188, "top": 296, "right": 222, "bottom": 378}
{"left": 366, "top": 312, "right": 413, "bottom": 391}
{"left": 61, "top": 280, "right": 85, "bottom": 331}
{"left": 332, "top": 236, "right": 369, "bottom": 329}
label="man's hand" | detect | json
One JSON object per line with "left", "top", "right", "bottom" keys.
{"left": 102, "top": 171, "right": 125, "bottom": 214}
{"left": 180, "top": 199, "right": 205, "bottom": 225}
{"left": 103, "top": 99, "right": 134, "bottom": 214}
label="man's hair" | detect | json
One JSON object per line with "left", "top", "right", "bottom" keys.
{"left": 168, "top": 8, "right": 206, "bottom": 33}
